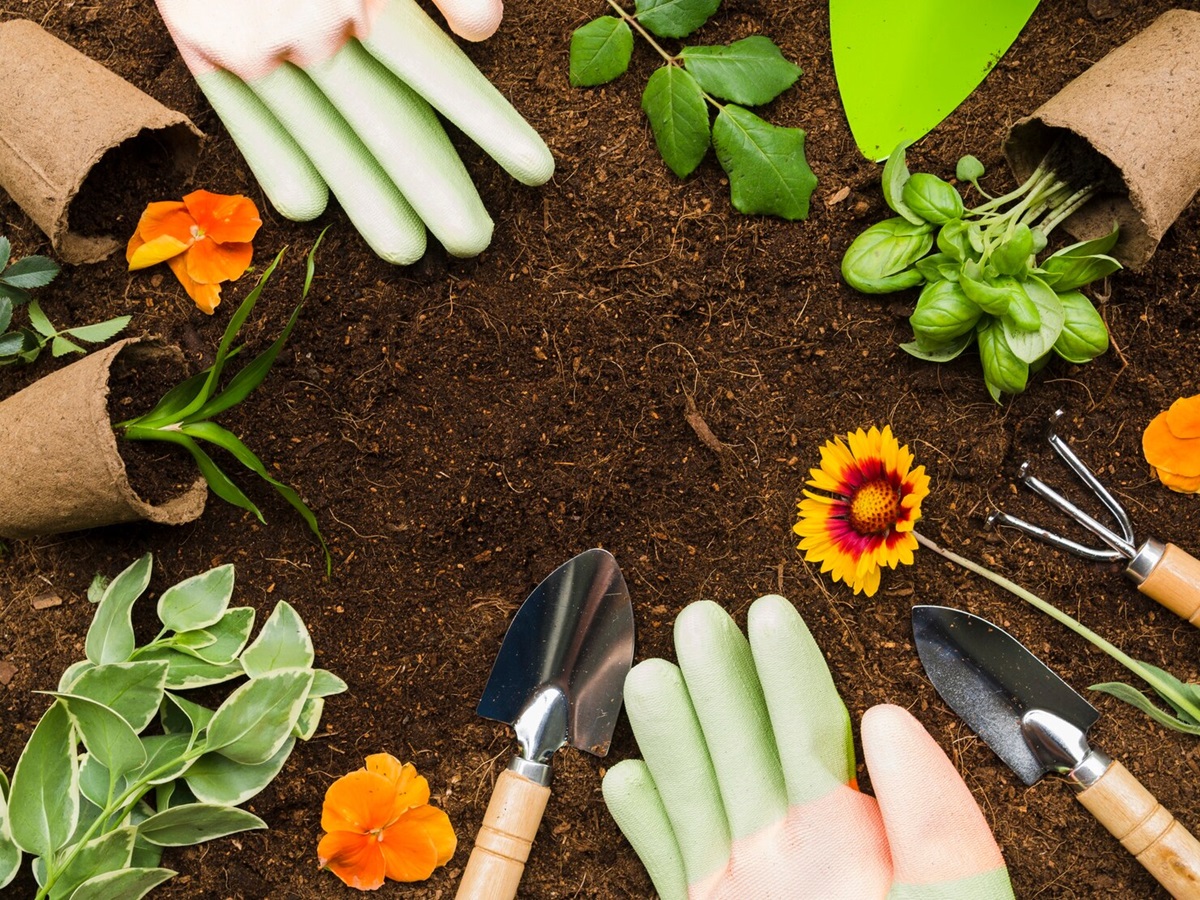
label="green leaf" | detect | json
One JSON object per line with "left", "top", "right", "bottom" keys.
{"left": 51, "top": 334, "right": 85, "bottom": 356}
{"left": 713, "top": 105, "right": 816, "bottom": 220}
{"left": 310, "top": 668, "right": 349, "bottom": 698}
{"left": 0, "top": 330, "right": 29, "bottom": 358}
{"left": 1090, "top": 682, "right": 1200, "bottom": 735}
{"left": 158, "top": 564, "right": 235, "bottom": 633}
{"left": 205, "top": 670, "right": 314, "bottom": 765}
{"left": 910, "top": 280, "right": 981, "bottom": 342}
{"left": 48, "top": 826, "right": 135, "bottom": 900}
{"left": 137, "top": 803, "right": 266, "bottom": 847}
{"left": 900, "top": 332, "right": 974, "bottom": 363}
{"left": 0, "top": 236, "right": 10, "bottom": 273}
{"left": 959, "top": 262, "right": 1015, "bottom": 317}
{"left": 976, "top": 318, "right": 1028, "bottom": 399}
{"left": 0, "top": 296, "right": 11, "bottom": 334}
{"left": 0, "top": 764, "right": 19, "bottom": 891}
{"left": 123, "top": 368, "right": 211, "bottom": 429}
{"left": 50, "top": 692, "right": 146, "bottom": 774}
{"left": 292, "top": 697, "right": 324, "bottom": 740}
{"left": 568, "top": 17, "right": 633, "bottom": 87}
{"left": 1002, "top": 278, "right": 1041, "bottom": 332}
{"left": 1054, "top": 290, "right": 1109, "bottom": 363}
{"left": 1, "top": 254, "right": 59, "bottom": 289}
{"left": 956, "top": 155, "right": 985, "bottom": 183}
{"left": 1001, "top": 277, "right": 1064, "bottom": 364}
{"left": 881, "top": 142, "right": 923, "bottom": 226}
{"left": 132, "top": 646, "right": 243, "bottom": 689}
{"left": 901, "top": 173, "right": 963, "bottom": 225}
{"left": 1038, "top": 253, "right": 1121, "bottom": 292}
{"left": 8, "top": 701, "right": 79, "bottom": 857}
{"left": 241, "top": 602, "right": 315, "bottom": 678}
{"left": 936, "top": 220, "right": 975, "bottom": 262}
{"left": 134, "top": 734, "right": 196, "bottom": 786}
{"left": 172, "top": 628, "right": 216, "bottom": 651}
{"left": 26, "top": 299, "right": 57, "bottom": 338}
{"left": 79, "top": 754, "right": 125, "bottom": 808}
{"left": 913, "top": 253, "right": 959, "bottom": 283}
{"left": 87, "top": 573, "right": 109, "bottom": 604}
{"left": 680, "top": 36, "right": 801, "bottom": 106}
{"left": 185, "top": 739, "right": 295, "bottom": 807}
{"left": 0, "top": 283, "right": 29, "bottom": 307}
{"left": 68, "top": 866, "right": 175, "bottom": 900}
{"left": 634, "top": 0, "right": 719, "bottom": 38}
{"left": 68, "top": 661, "right": 169, "bottom": 732}
{"left": 63, "top": 315, "right": 131, "bottom": 344}
{"left": 1047, "top": 222, "right": 1120, "bottom": 259}
{"left": 174, "top": 607, "right": 256, "bottom": 665}
{"left": 641, "top": 65, "right": 710, "bottom": 179}
{"left": 161, "top": 692, "right": 216, "bottom": 735}
{"left": 841, "top": 217, "right": 933, "bottom": 293}
{"left": 58, "top": 659, "right": 95, "bottom": 691}
{"left": 86, "top": 553, "right": 153, "bottom": 666}
{"left": 991, "top": 224, "right": 1034, "bottom": 277}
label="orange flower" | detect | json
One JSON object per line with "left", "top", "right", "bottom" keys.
{"left": 317, "top": 753, "right": 456, "bottom": 891}
{"left": 126, "top": 190, "right": 261, "bottom": 315}
{"left": 1144, "top": 394, "right": 1200, "bottom": 494}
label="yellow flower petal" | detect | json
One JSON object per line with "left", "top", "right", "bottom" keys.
{"left": 128, "top": 234, "right": 190, "bottom": 271}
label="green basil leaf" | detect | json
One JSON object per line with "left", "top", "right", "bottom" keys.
{"left": 157, "top": 564, "right": 235, "bottom": 633}
{"left": 680, "top": 37, "right": 801, "bottom": 106}
{"left": 205, "top": 670, "right": 314, "bottom": 765}
{"left": 900, "top": 332, "right": 975, "bottom": 363}
{"left": 49, "top": 693, "right": 146, "bottom": 774}
{"left": 1002, "top": 278, "right": 1041, "bottom": 332}
{"left": 8, "top": 701, "right": 79, "bottom": 857}
{"left": 240, "top": 602, "right": 315, "bottom": 678}
{"left": 910, "top": 280, "right": 981, "bottom": 342}
{"left": 137, "top": 803, "right": 265, "bottom": 847}
{"left": 977, "top": 318, "right": 1028, "bottom": 399}
{"left": 900, "top": 173, "right": 963, "bottom": 225}
{"left": 959, "top": 262, "right": 1014, "bottom": 316}
{"left": 936, "top": 219, "right": 974, "bottom": 262}
{"left": 712, "top": 104, "right": 816, "bottom": 221}
{"left": 185, "top": 739, "right": 295, "bottom": 807}
{"left": 68, "top": 866, "right": 176, "bottom": 900}
{"left": 1046, "top": 221, "right": 1120, "bottom": 259}
{"left": 1001, "top": 277, "right": 1064, "bottom": 364}
{"left": 841, "top": 217, "right": 933, "bottom": 293}
{"left": 991, "top": 223, "right": 1034, "bottom": 276}
{"left": 68, "top": 661, "right": 168, "bottom": 732}
{"left": 568, "top": 17, "right": 633, "bottom": 87}
{"left": 86, "top": 554, "right": 153, "bottom": 666}
{"left": 913, "top": 252, "right": 959, "bottom": 283}
{"left": 634, "top": 0, "right": 719, "bottom": 38}
{"left": 956, "top": 155, "right": 984, "bottom": 183}
{"left": 1054, "top": 290, "right": 1109, "bottom": 363}
{"left": 1038, "top": 253, "right": 1121, "bottom": 292}
{"left": 641, "top": 65, "right": 710, "bottom": 179}
{"left": 881, "top": 142, "right": 923, "bottom": 225}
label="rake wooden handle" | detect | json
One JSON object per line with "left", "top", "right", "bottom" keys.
{"left": 455, "top": 768, "right": 551, "bottom": 900}
{"left": 1076, "top": 759, "right": 1200, "bottom": 898}
{"left": 1136, "top": 543, "right": 1200, "bottom": 626}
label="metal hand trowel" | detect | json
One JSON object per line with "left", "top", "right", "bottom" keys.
{"left": 831, "top": 0, "right": 1041, "bottom": 160}
{"left": 913, "top": 606, "right": 1200, "bottom": 898}
{"left": 456, "top": 549, "right": 634, "bottom": 900}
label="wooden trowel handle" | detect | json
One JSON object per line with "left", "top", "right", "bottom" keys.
{"left": 1135, "top": 543, "right": 1200, "bottom": 626}
{"left": 1076, "top": 760, "right": 1200, "bottom": 898}
{"left": 456, "top": 768, "right": 552, "bottom": 900}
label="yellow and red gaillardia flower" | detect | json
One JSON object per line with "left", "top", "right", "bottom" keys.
{"left": 794, "top": 426, "right": 930, "bottom": 597}
{"left": 1143, "top": 394, "right": 1200, "bottom": 494}
{"left": 126, "top": 190, "right": 261, "bottom": 315}
{"left": 317, "top": 753, "right": 456, "bottom": 891}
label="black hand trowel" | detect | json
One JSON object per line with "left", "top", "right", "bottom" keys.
{"left": 456, "top": 549, "right": 634, "bottom": 900}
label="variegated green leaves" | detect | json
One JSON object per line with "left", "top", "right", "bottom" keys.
{"left": 0, "top": 554, "right": 346, "bottom": 900}
{"left": 569, "top": 2, "right": 814, "bottom": 219}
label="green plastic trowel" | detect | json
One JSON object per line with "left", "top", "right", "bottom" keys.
{"left": 831, "top": 0, "right": 1042, "bottom": 160}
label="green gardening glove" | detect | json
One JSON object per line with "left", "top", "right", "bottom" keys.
{"left": 602, "top": 595, "right": 1015, "bottom": 899}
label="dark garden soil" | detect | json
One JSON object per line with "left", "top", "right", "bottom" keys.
{"left": 2, "top": 1, "right": 1200, "bottom": 897}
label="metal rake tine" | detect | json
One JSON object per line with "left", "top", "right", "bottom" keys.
{"left": 1019, "top": 464, "right": 1136, "bottom": 559}
{"left": 987, "top": 510, "right": 1125, "bottom": 562}
{"left": 1045, "top": 408, "right": 1136, "bottom": 545}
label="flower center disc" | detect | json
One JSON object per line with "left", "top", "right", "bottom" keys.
{"left": 849, "top": 480, "right": 900, "bottom": 535}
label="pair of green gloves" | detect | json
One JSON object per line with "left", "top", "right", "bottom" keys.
{"left": 603, "top": 596, "right": 1015, "bottom": 899}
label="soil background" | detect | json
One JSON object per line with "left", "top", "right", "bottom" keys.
{"left": 3, "top": 0, "right": 1200, "bottom": 897}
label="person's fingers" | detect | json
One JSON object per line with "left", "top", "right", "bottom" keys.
{"left": 602, "top": 760, "right": 688, "bottom": 900}
{"left": 620, "top": 658, "right": 731, "bottom": 886}
{"left": 362, "top": 0, "right": 554, "bottom": 187}
{"left": 306, "top": 41, "right": 493, "bottom": 258}
{"left": 247, "top": 65, "right": 427, "bottom": 264}
{"left": 747, "top": 594, "right": 856, "bottom": 805}
{"left": 862, "top": 705, "right": 1014, "bottom": 897}
{"left": 193, "top": 70, "right": 328, "bottom": 222}
{"left": 429, "top": 0, "right": 503, "bottom": 42}
{"left": 673, "top": 601, "right": 788, "bottom": 841}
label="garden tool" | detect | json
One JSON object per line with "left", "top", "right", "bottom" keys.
{"left": 831, "top": 0, "right": 1041, "bottom": 160}
{"left": 989, "top": 409, "right": 1200, "bottom": 625}
{"left": 914, "top": 605, "right": 1200, "bottom": 898}
{"left": 154, "top": 0, "right": 553, "bottom": 264}
{"left": 603, "top": 596, "right": 1015, "bottom": 900}
{"left": 457, "top": 549, "right": 634, "bottom": 900}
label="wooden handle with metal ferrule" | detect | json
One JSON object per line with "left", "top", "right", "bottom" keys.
{"left": 1076, "top": 760, "right": 1200, "bottom": 898}
{"left": 1136, "top": 543, "right": 1200, "bottom": 626}
{"left": 455, "top": 768, "right": 552, "bottom": 900}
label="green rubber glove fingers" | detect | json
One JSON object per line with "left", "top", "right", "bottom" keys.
{"left": 603, "top": 595, "right": 1015, "bottom": 900}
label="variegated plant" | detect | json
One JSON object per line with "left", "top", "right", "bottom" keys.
{"left": 0, "top": 554, "right": 345, "bottom": 899}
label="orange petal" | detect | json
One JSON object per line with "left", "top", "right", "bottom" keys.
{"left": 1144, "top": 412, "right": 1200, "bottom": 478}
{"left": 1166, "top": 395, "right": 1200, "bottom": 440}
{"left": 126, "top": 229, "right": 146, "bottom": 265}
{"left": 378, "top": 817, "right": 439, "bottom": 882}
{"left": 321, "top": 770, "right": 400, "bottom": 835}
{"left": 364, "top": 753, "right": 406, "bottom": 787}
{"left": 403, "top": 804, "right": 457, "bottom": 866}
{"left": 1153, "top": 466, "right": 1200, "bottom": 494}
{"left": 128, "top": 234, "right": 191, "bottom": 271}
{"left": 135, "top": 200, "right": 195, "bottom": 244}
{"left": 167, "top": 255, "right": 221, "bottom": 315}
{"left": 184, "top": 239, "right": 253, "bottom": 285}
{"left": 318, "top": 830, "right": 386, "bottom": 891}
{"left": 184, "top": 189, "right": 262, "bottom": 244}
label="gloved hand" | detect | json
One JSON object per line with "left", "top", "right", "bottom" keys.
{"left": 155, "top": 0, "right": 553, "bottom": 263}
{"left": 602, "top": 596, "right": 1015, "bottom": 899}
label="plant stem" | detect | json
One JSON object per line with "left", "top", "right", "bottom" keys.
{"left": 913, "top": 531, "right": 1200, "bottom": 722}
{"left": 1041, "top": 183, "right": 1099, "bottom": 235}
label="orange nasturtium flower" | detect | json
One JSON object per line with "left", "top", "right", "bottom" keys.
{"left": 1143, "top": 394, "right": 1200, "bottom": 494}
{"left": 126, "top": 189, "right": 261, "bottom": 315}
{"left": 794, "top": 426, "right": 930, "bottom": 597}
{"left": 317, "top": 753, "right": 456, "bottom": 890}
